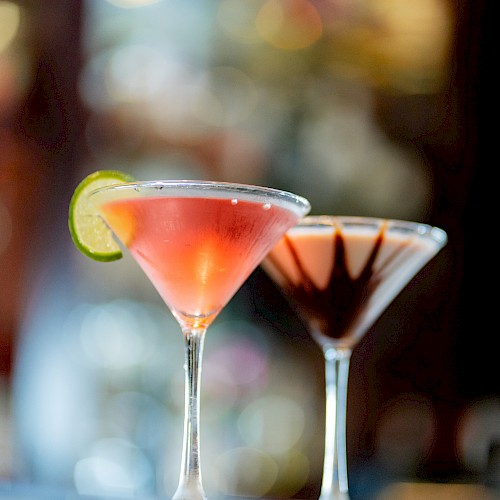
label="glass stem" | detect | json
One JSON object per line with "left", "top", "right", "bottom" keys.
{"left": 319, "top": 346, "right": 352, "bottom": 500}
{"left": 172, "top": 327, "right": 207, "bottom": 500}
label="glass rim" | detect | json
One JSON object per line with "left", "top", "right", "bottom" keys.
{"left": 89, "top": 179, "right": 311, "bottom": 217}
{"left": 295, "top": 215, "right": 448, "bottom": 246}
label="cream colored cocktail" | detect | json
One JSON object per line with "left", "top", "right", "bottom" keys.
{"left": 263, "top": 216, "right": 447, "bottom": 500}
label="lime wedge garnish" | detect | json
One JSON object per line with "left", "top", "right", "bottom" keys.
{"left": 68, "top": 170, "right": 135, "bottom": 262}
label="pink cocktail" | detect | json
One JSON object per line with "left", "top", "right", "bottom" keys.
{"left": 89, "top": 180, "right": 310, "bottom": 499}
{"left": 100, "top": 195, "right": 300, "bottom": 329}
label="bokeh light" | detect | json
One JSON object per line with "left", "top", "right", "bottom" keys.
{"left": 190, "top": 66, "right": 258, "bottom": 127}
{"left": 105, "top": 44, "right": 171, "bottom": 103}
{"left": 78, "top": 301, "right": 159, "bottom": 370}
{"left": 238, "top": 395, "right": 306, "bottom": 453}
{"left": 362, "top": 0, "right": 453, "bottom": 92}
{"left": 203, "top": 334, "right": 269, "bottom": 403}
{"left": 214, "top": 446, "right": 279, "bottom": 497}
{"left": 74, "top": 438, "right": 153, "bottom": 497}
{"left": 0, "top": 1, "right": 20, "bottom": 53}
{"left": 256, "top": 0, "right": 323, "bottom": 50}
{"left": 216, "top": 0, "right": 261, "bottom": 44}
{"left": 458, "top": 398, "right": 500, "bottom": 474}
{"left": 105, "top": 0, "right": 161, "bottom": 8}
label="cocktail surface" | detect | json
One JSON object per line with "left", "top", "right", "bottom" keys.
{"left": 100, "top": 195, "right": 298, "bottom": 328}
{"left": 264, "top": 222, "right": 443, "bottom": 347}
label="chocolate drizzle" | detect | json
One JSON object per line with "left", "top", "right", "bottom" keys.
{"left": 267, "top": 223, "right": 409, "bottom": 340}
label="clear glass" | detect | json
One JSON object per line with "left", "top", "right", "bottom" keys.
{"left": 89, "top": 180, "right": 310, "bottom": 499}
{"left": 263, "top": 216, "right": 447, "bottom": 499}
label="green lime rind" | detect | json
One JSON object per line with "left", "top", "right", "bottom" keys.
{"left": 68, "top": 170, "right": 135, "bottom": 262}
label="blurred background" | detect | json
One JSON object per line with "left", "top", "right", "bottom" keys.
{"left": 0, "top": 0, "right": 494, "bottom": 498}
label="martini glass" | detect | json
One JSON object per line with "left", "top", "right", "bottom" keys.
{"left": 88, "top": 180, "right": 310, "bottom": 499}
{"left": 262, "top": 216, "right": 447, "bottom": 499}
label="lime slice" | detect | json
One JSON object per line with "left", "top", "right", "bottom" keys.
{"left": 68, "top": 170, "right": 135, "bottom": 262}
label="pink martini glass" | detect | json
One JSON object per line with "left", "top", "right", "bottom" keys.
{"left": 88, "top": 180, "right": 310, "bottom": 499}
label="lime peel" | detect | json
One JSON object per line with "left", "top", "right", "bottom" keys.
{"left": 68, "top": 170, "right": 135, "bottom": 262}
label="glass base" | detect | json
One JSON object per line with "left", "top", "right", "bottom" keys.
{"left": 172, "top": 481, "right": 207, "bottom": 500}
